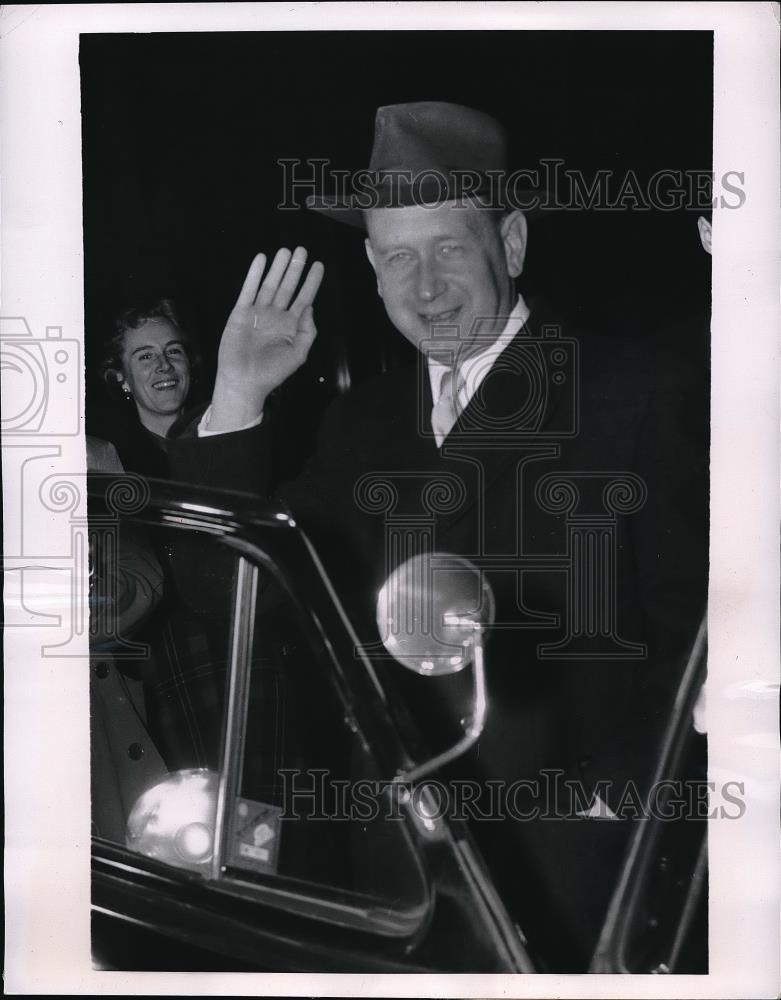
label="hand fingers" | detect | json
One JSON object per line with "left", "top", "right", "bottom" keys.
{"left": 256, "top": 247, "right": 292, "bottom": 306}
{"left": 272, "top": 246, "right": 309, "bottom": 310}
{"left": 290, "top": 260, "right": 325, "bottom": 318}
{"left": 236, "top": 253, "right": 267, "bottom": 307}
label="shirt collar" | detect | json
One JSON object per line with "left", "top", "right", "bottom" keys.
{"left": 428, "top": 293, "right": 530, "bottom": 404}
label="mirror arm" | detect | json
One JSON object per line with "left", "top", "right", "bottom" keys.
{"left": 393, "top": 629, "right": 487, "bottom": 786}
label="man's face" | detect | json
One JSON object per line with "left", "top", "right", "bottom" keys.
{"left": 365, "top": 202, "right": 526, "bottom": 359}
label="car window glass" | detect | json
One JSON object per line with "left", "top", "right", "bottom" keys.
{"left": 221, "top": 567, "right": 428, "bottom": 916}
{"left": 90, "top": 518, "right": 235, "bottom": 846}
{"left": 90, "top": 515, "right": 427, "bottom": 926}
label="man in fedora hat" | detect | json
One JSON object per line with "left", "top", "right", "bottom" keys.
{"left": 198, "top": 103, "right": 535, "bottom": 438}
{"left": 169, "top": 102, "right": 708, "bottom": 970}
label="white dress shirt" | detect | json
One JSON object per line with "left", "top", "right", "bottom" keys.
{"left": 198, "top": 401, "right": 263, "bottom": 437}
{"left": 427, "top": 294, "right": 530, "bottom": 447}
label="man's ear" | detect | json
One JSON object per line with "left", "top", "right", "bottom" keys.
{"left": 364, "top": 238, "right": 383, "bottom": 297}
{"left": 501, "top": 210, "right": 528, "bottom": 278}
{"left": 697, "top": 215, "right": 712, "bottom": 256}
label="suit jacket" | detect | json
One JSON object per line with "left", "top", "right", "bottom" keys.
{"left": 168, "top": 303, "right": 709, "bottom": 969}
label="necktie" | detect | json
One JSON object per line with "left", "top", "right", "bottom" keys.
{"left": 431, "top": 367, "right": 461, "bottom": 446}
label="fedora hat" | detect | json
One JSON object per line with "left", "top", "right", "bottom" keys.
{"left": 306, "top": 101, "right": 542, "bottom": 228}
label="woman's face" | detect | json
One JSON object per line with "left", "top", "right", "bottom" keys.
{"left": 121, "top": 319, "right": 192, "bottom": 423}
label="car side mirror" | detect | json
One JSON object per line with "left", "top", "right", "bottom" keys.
{"left": 376, "top": 553, "right": 494, "bottom": 784}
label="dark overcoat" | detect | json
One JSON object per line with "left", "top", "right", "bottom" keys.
{"left": 169, "top": 301, "right": 710, "bottom": 969}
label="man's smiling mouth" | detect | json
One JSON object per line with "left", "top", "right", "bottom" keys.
{"left": 420, "top": 306, "right": 461, "bottom": 324}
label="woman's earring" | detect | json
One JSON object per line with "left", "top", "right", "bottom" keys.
{"left": 121, "top": 383, "right": 132, "bottom": 400}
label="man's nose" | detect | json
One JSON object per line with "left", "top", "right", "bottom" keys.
{"left": 416, "top": 257, "right": 446, "bottom": 301}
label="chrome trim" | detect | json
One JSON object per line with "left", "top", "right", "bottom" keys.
{"left": 589, "top": 615, "right": 708, "bottom": 972}
{"left": 211, "top": 557, "right": 258, "bottom": 880}
{"left": 667, "top": 833, "right": 708, "bottom": 972}
{"left": 454, "top": 837, "right": 536, "bottom": 973}
{"left": 393, "top": 631, "right": 487, "bottom": 785}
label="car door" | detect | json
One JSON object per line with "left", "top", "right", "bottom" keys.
{"left": 89, "top": 476, "right": 533, "bottom": 973}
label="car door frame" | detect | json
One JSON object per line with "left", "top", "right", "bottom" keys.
{"left": 90, "top": 477, "right": 534, "bottom": 973}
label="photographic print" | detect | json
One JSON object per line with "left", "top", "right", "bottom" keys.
{"left": 3, "top": 3, "right": 779, "bottom": 997}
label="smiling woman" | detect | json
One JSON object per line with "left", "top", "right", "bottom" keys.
{"left": 94, "top": 300, "right": 226, "bottom": 776}
{"left": 121, "top": 323, "right": 191, "bottom": 433}
{"left": 99, "top": 299, "right": 202, "bottom": 477}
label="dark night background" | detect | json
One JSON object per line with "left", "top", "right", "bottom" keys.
{"left": 80, "top": 30, "right": 713, "bottom": 469}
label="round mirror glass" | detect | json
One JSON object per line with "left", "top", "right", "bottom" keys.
{"left": 376, "top": 552, "right": 495, "bottom": 675}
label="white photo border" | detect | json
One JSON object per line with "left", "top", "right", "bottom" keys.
{"left": 2, "top": 2, "right": 779, "bottom": 997}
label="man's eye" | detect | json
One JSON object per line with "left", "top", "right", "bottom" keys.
{"left": 387, "top": 251, "right": 411, "bottom": 266}
{"left": 138, "top": 353, "right": 153, "bottom": 361}
{"left": 439, "top": 243, "right": 463, "bottom": 257}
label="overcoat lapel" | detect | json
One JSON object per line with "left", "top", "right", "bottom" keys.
{"left": 354, "top": 306, "right": 578, "bottom": 558}
{"left": 431, "top": 308, "right": 573, "bottom": 543}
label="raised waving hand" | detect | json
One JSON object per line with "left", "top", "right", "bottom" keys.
{"left": 209, "top": 247, "right": 325, "bottom": 433}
